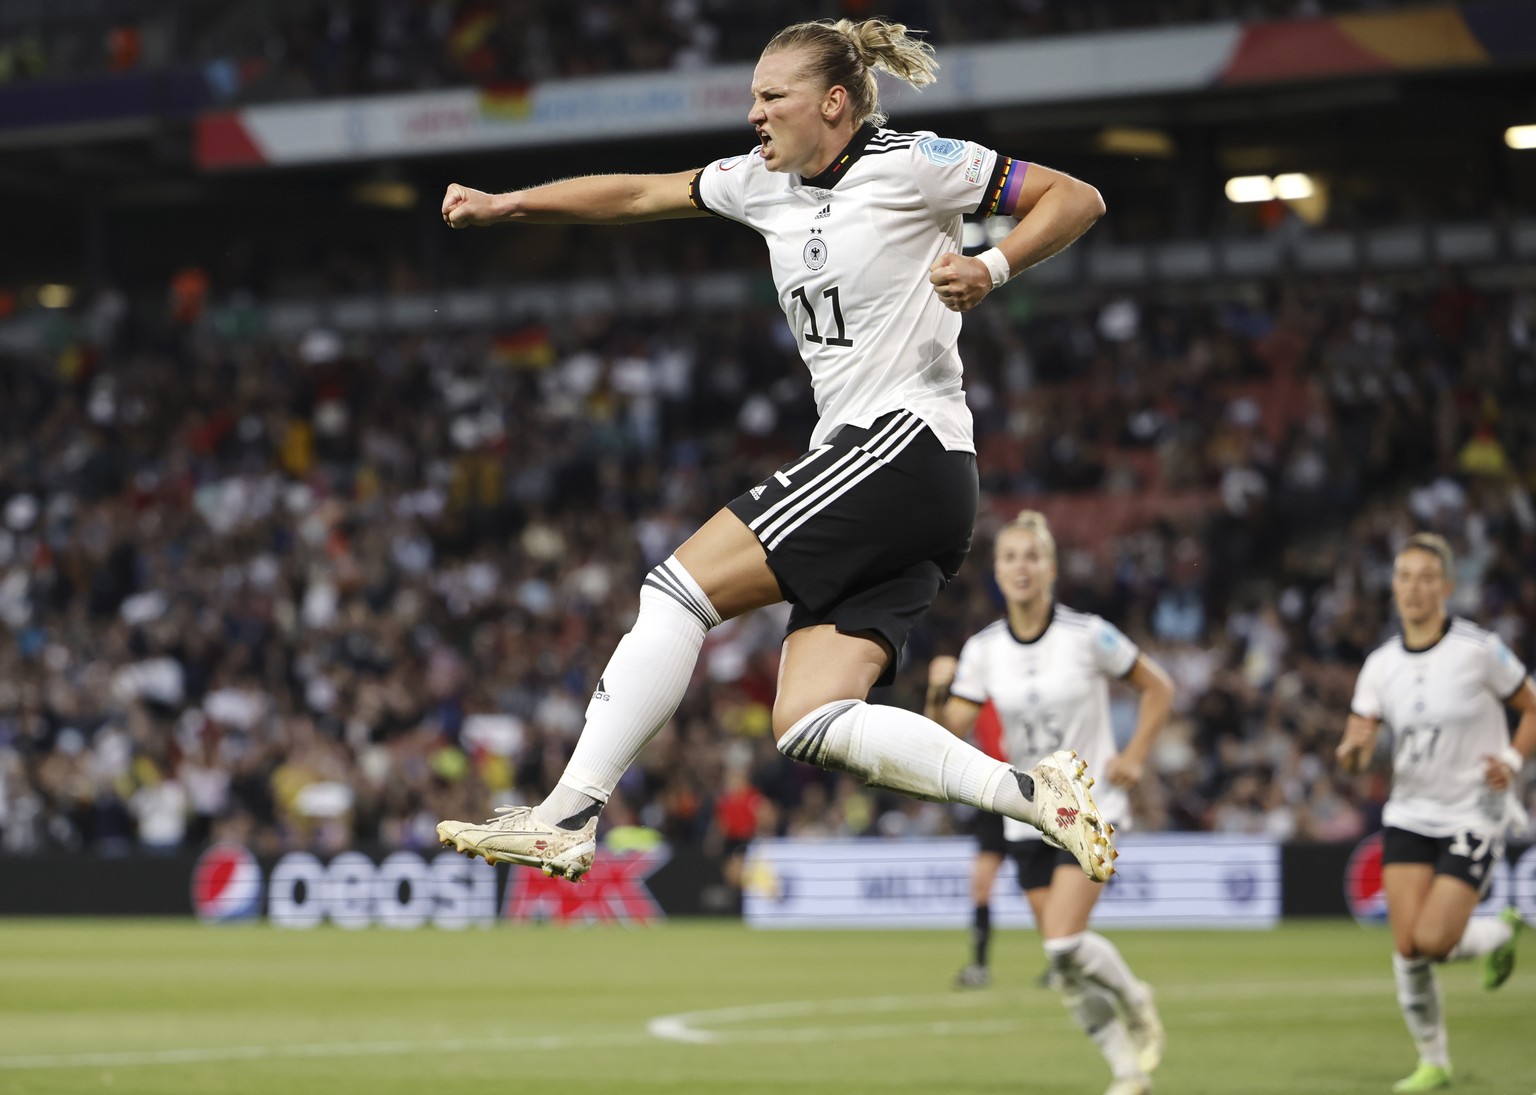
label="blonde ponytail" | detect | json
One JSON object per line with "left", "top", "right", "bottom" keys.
{"left": 764, "top": 18, "right": 938, "bottom": 127}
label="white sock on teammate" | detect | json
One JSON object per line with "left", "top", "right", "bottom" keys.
{"left": 1044, "top": 935, "right": 1145, "bottom": 1081}
{"left": 535, "top": 556, "right": 720, "bottom": 828}
{"left": 1392, "top": 953, "right": 1450, "bottom": 1068}
{"left": 1443, "top": 915, "right": 1513, "bottom": 962}
{"left": 776, "top": 699, "right": 1039, "bottom": 824}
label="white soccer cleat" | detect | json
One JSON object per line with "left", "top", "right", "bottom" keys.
{"left": 1123, "top": 981, "right": 1165, "bottom": 1074}
{"left": 1028, "top": 749, "right": 1117, "bottom": 882}
{"left": 1103, "top": 1076, "right": 1152, "bottom": 1095}
{"left": 436, "top": 806, "right": 597, "bottom": 882}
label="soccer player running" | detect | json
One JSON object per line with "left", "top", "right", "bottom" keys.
{"left": 1337, "top": 532, "right": 1534, "bottom": 1094}
{"left": 927, "top": 511, "right": 1174, "bottom": 1095}
{"left": 434, "top": 20, "right": 1115, "bottom": 884}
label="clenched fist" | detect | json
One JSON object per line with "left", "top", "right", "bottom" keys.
{"left": 441, "top": 183, "right": 500, "bottom": 228}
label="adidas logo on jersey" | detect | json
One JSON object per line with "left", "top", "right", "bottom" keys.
{"left": 592, "top": 677, "right": 611, "bottom": 702}
{"left": 749, "top": 484, "right": 767, "bottom": 500}
{"left": 814, "top": 204, "right": 831, "bottom": 220}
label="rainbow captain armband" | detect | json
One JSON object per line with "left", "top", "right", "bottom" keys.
{"left": 982, "top": 156, "right": 1028, "bottom": 217}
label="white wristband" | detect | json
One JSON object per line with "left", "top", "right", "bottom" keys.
{"left": 977, "top": 247, "right": 1012, "bottom": 290}
{"left": 1499, "top": 746, "right": 1526, "bottom": 773}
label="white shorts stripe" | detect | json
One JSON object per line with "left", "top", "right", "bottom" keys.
{"left": 755, "top": 450, "right": 880, "bottom": 545}
{"left": 753, "top": 415, "right": 922, "bottom": 543}
{"left": 748, "top": 447, "right": 867, "bottom": 533}
{"left": 758, "top": 415, "right": 928, "bottom": 550}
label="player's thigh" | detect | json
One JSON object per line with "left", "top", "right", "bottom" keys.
{"left": 1384, "top": 864, "right": 1437, "bottom": 956}
{"left": 1382, "top": 826, "right": 1441, "bottom": 956}
{"left": 673, "top": 506, "right": 786, "bottom": 621}
{"left": 972, "top": 850, "right": 1005, "bottom": 903}
{"left": 770, "top": 624, "right": 889, "bottom": 738}
{"left": 1411, "top": 875, "right": 1483, "bottom": 959}
{"left": 1036, "top": 864, "right": 1104, "bottom": 940}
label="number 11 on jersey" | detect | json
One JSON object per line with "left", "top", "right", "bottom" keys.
{"left": 791, "top": 284, "right": 854, "bottom": 348}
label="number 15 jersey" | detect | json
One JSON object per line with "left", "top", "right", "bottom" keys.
{"left": 950, "top": 604, "right": 1140, "bottom": 841}
{"left": 1350, "top": 618, "right": 1528, "bottom": 838}
{"left": 690, "top": 124, "right": 1020, "bottom": 453}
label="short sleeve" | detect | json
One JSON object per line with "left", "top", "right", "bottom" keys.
{"left": 1089, "top": 617, "right": 1139, "bottom": 680}
{"left": 909, "top": 135, "right": 1002, "bottom": 219}
{"left": 691, "top": 150, "right": 758, "bottom": 225}
{"left": 949, "top": 631, "right": 990, "bottom": 705}
{"left": 1350, "top": 654, "right": 1384, "bottom": 720}
{"left": 1484, "top": 634, "right": 1529, "bottom": 701}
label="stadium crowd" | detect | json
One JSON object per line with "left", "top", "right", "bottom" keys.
{"left": 2, "top": 0, "right": 1401, "bottom": 100}
{"left": 1, "top": 266, "right": 1534, "bottom": 859}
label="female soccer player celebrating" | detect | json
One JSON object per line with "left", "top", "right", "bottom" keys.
{"left": 434, "top": 20, "right": 1115, "bottom": 884}
{"left": 1337, "top": 532, "right": 1534, "bottom": 1093}
{"left": 927, "top": 511, "right": 1174, "bottom": 1095}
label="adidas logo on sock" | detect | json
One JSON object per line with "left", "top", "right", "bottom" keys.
{"left": 814, "top": 203, "right": 831, "bottom": 219}
{"left": 592, "top": 677, "right": 611, "bottom": 702}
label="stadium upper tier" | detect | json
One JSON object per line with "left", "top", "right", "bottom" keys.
{"left": 0, "top": 1, "right": 1424, "bottom": 99}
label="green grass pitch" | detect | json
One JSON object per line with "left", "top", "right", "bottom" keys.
{"left": 1, "top": 919, "right": 1530, "bottom": 1094}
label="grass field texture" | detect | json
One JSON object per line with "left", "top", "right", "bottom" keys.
{"left": 0, "top": 919, "right": 1530, "bottom": 1094}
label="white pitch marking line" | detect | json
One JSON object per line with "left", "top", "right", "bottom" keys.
{"left": 0, "top": 978, "right": 1409, "bottom": 1070}
{"left": 644, "top": 979, "right": 1403, "bottom": 1045}
{"left": 0, "top": 1033, "right": 653, "bottom": 1072}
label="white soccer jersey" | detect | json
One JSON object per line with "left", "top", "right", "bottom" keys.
{"left": 692, "top": 126, "right": 1023, "bottom": 452}
{"left": 950, "top": 604, "right": 1140, "bottom": 841}
{"left": 1351, "top": 617, "right": 1529, "bottom": 838}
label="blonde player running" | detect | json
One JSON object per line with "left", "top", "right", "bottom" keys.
{"left": 928, "top": 512, "right": 1174, "bottom": 1095}
{"left": 435, "top": 20, "right": 1115, "bottom": 885}
{"left": 1338, "top": 532, "right": 1535, "bottom": 1093}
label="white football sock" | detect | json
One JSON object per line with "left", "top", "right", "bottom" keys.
{"left": 776, "top": 700, "right": 1040, "bottom": 825}
{"left": 1045, "top": 935, "right": 1143, "bottom": 1080}
{"left": 1074, "top": 931, "right": 1148, "bottom": 1011}
{"left": 1443, "top": 916, "right": 1513, "bottom": 962}
{"left": 1393, "top": 953, "right": 1449, "bottom": 1068}
{"left": 536, "top": 556, "right": 719, "bottom": 827}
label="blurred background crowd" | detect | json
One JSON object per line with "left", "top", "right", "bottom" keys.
{"left": 1, "top": 0, "right": 1534, "bottom": 867}
{"left": 3, "top": 0, "right": 1384, "bottom": 98}
{"left": 3, "top": 267, "right": 1534, "bottom": 859}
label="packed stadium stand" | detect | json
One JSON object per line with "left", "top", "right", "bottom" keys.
{"left": 1, "top": 1, "right": 1534, "bottom": 871}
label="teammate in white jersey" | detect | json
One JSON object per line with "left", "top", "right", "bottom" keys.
{"left": 432, "top": 19, "right": 1116, "bottom": 886}
{"left": 927, "top": 512, "right": 1174, "bottom": 1095}
{"left": 1337, "top": 532, "right": 1535, "bottom": 1094}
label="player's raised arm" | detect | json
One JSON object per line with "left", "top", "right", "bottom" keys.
{"left": 928, "top": 163, "right": 1105, "bottom": 313}
{"left": 1105, "top": 653, "right": 1174, "bottom": 789}
{"left": 924, "top": 655, "right": 982, "bottom": 738}
{"left": 441, "top": 170, "right": 709, "bottom": 228}
{"left": 1486, "top": 678, "right": 1536, "bottom": 791}
{"left": 1336, "top": 712, "right": 1381, "bottom": 775}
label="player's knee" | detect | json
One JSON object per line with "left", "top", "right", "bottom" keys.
{"left": 1410, "top": 926, "right": 1454, "bottom": 962}
{"left": 1041, "top": 932, "right": 1085, "bottom": 978}
{"left": 772, "top": 692, "right": 858, "bottom": 741}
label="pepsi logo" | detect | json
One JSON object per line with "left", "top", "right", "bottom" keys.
{"left": 1344, "top": 831, "right": 1387, "bottom": 924}
{"left": 191, "top": 843, "right": 263, "bottom": 922}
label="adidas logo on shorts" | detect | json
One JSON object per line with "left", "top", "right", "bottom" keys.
{"left": 750, "top": 484, "right": 767, "bottom": 500}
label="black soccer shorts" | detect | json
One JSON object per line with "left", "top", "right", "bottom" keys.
{"left": 727, "top": 409, "right": 978, "bottom": 687}
{"left": 1380, "top": 825, "right": 1504, "bottom": 899}
{"left": 1009, "top": 838, "right": 1079, "bottom": 892}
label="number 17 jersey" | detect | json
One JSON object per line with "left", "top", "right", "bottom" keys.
{"left": 1351, "top": 617, "right": 1528, "bottom": 838}
{"left": 950, "top": 604, "right": 1140, "bottom": 840}
{"left": 691, "top": 124, "right": 1020, "bottom": 453}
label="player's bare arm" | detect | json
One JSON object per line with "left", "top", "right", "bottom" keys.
{"left": 924, "top": 655, "right": 981, "bottom": 738}
{"left": 927, "top": 164, "right": 1105, "bottom": 313}
{"left": 1106, "top": 654, "right": 1175, "bottom": 789}
{"left": 442, "top": 170, "right": 709, "bottom": 228}
{"left": 1336, "top": 713, "right": 1382, "bottom": 775}
{"left": 1485, "top": 677, "right": 1536, "bottom": 791}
